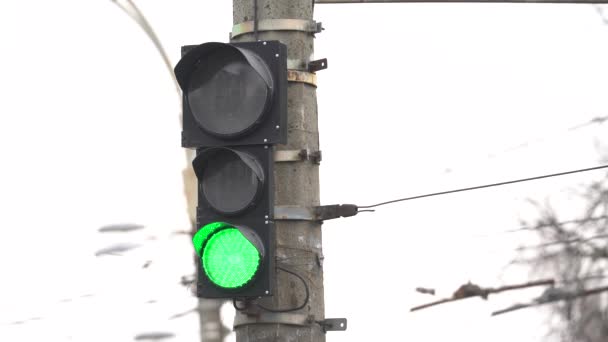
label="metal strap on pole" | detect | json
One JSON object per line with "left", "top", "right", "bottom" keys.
{"left": 231, "top": 19, "right": 323, "bottom": 39}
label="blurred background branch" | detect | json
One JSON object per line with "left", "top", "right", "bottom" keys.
{"left": 108, "top": 2, "right": 225, "bottom": 341}
{"left": 511, "top": 165, "right": 608, "bottom": 341}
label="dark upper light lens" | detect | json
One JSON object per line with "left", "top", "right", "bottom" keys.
{"left": 187, "top": 50, "right": 270, "bottom": 138}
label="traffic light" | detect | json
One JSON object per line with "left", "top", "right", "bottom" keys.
{"left": 175, "top": 41, "right": 287, "bottom": 298}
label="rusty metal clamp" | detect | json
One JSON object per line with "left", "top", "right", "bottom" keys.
{"left": 287, "top": 70, "right": 317, "bottom": 87}
{"left": 274, "top": 149, "right": 322, "bottom": 164}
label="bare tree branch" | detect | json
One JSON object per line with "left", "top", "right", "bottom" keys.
{"left": 415, "top": 287, "right": 436, "bottom": 296}
{"left": 110, "top": 0, "right": 180, "bottom": 97}
{"left": 504, "top": 215, "right": 608, "bottom": 234}
{"left": 516, "top": 233, "right": 608, "bottom": 251}
{"left": 492, "top": 285, "right": 608, "bottom": 316}
{"left": 410, "top": 279, "right": 554, "bottom": 312}
{"left": 98, "top": 223, "right": 145, "bottom": 233}
{"left": 511, "top": 170, "right": 608, "bottom": 341}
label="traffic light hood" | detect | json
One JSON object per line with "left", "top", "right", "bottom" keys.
{"left": 192, "top": 147, "right": 265, "bottom": 184}
{"left": 174, "top": 42, "right": 274, "bottom": 92}
{"left": 192, "top": 221, "right": 265, "bottom": 259}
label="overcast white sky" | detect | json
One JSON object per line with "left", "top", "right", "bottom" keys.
{"left": 1, "top": 1, "right": 607, "bottom": 341}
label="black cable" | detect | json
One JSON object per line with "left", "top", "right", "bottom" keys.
{"left": 359, "top": 164, "right": 608, "bottom": 209}
{"left": 257, "top": 266, "right": 310, "bottom": 313}
{"left": 253, "top": 0, "right": 259, "bottom": 41}
{"left": 233, "top": 298, "right": 248, "bottom": 311}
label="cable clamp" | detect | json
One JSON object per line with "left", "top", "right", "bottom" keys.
{"left": 274, "top": 149, "right": 322, "bottom": 164}
{"left": 231, "top": 19, "right": 323, "bottom": 39}
{"left": 274, "top": 204, "right": 358, "bottom": 221}
{"left": 287, "top": 58, "right": 328, "bottom": 73}
{"left": 308, "top": 58, "right": 328, "bottom": 73}
{"left": 317, "top": 318, "right": 348, "bottom": 332}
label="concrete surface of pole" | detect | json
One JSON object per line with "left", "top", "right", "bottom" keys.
{"left": 231, "top": 0, "right": 326, "bottom": 341}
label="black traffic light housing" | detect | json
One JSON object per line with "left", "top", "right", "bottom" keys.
{"left": 175, "top": 41, "right": 286, "bottom": 299}
{"left": 176, "top": 41, "right": 287, "bottom": 148}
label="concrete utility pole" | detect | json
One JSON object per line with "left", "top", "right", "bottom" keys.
{"left": 231, "top": 1, "right": 326, "bottom": 341}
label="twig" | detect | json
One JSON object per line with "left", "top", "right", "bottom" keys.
{"left": 503, "top": 215, "right": 608, "bottom": 234}
{"left": 410, "top": 297, "right": 461, "bottom": 312}
{"left": 110, "top": 0, "right": 181, "bottom": 97}
{"left": 415, "top": 287, "right": 436, "bottom": 296}
{"left": 491, "top": 285, "right": 608, "bottom": 316}
{"left": 487, "top": 279, "right": 555, "bottom": 294}
{"left": 410, "top": 279, "right": 554, "bottom": 312}
{"left": 516, "top": 233, "right": 608, "bottom": 251}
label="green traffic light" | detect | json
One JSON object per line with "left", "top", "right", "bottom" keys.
{"left": 193, "top": 222, "right": 261, "bottom": 289}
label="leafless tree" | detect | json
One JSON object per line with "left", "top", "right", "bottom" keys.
{"left": 513, "top": 165, "right": 608, "bottom": 341}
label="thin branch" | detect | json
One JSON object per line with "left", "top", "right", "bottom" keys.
{"left": 562, "top": 273, "right": 608, "bottom": 283}
{"left": 415, "top": 287, "right": 436, "bottom": 296}
{"left": 110, "top": 0, "right": 181, "bottom": 97}
{"left": 410, "top": 297, "right": 458, "bottom": 311}
{"left": 488, "top": 279, "right": 556, "bottom": 294}
{"left": 410, "top": 279, "right": 554, "bottom": 312}
{"left": 503, "top": 215, "right": 608, "bottom": 234}
{"left": 516, "top": 233, "right": 608, "bottom": 251}
{"left": 491, "top": 285, "right": 608, "bottom": 316}
{"left": 98, "top": 223, "right": 145, "bottom": 233}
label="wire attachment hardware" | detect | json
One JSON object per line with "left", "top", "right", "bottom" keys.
{"left": 274, "top": 204, "right": 359, "bottom": 221}
{"left": 274, "top": 149, "right": 322, "bottom": 164}
{"left": 308, "top": 58, "right": 328, "bottom": 73}
{"left": 317, "top": 318, "right": 347, "bottom": 332}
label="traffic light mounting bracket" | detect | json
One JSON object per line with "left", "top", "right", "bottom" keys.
{"left": 274, "top": 204, "right": 359, "bottom": 222}
{"left": 274, "top": 149, "right": 322, "bottom": 164}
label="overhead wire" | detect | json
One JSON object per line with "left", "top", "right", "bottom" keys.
{"left": 488, "top": 116, "right": 608, "bottom": 159}
{"left": 442, "top": 115, "right": 608, "bottom": 176}
{"left": 253, "top": 0, "right": 259, "bottom": 41}
{"left": 359, "top": 164, "right": 608, "bottom": 209}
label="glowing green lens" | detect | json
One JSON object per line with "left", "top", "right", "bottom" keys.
{"left": 202, "top": 228, "right": 261, "bottom": 289}
{"left": 192, "top": 222, "right": 226, "bottom": 256}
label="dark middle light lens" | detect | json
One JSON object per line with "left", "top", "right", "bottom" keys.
{"left": 201, "top": 150, "right": 260, "bottom": 214}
